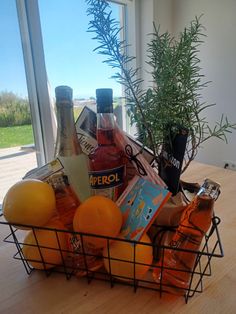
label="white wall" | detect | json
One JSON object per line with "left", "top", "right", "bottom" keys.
{"left": 135, "top": 0, "right": 173, "bottom": 90}
{"left": 153, "top": 0, "right": 173, "bottom": 33}
{"left": 153, "top": 0, "right": 236, "bottom": 168}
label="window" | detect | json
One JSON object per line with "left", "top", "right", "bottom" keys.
{"left": 38, "top": 0, "right": 123, "bottom": 102}
{"left": 0, "top": 0, "right": 37, "bottom": 203}
{"left": 0, "top": 0, "right": 145, "bottom": 207}
{"left": 16, "top": 0, "right": 134, "bottom": 166}
{"left": 16, "top": 0, "right": 56, "bottom": 165}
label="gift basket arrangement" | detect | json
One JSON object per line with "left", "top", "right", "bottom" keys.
{"left": 2, "top": 0, "right": 236, "bottom": 305}
{"left": 1, "top": 86, "right": 224, "bottom": 304}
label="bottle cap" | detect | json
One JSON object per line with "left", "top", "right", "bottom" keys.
{"left": 55, "top": 86, "right": 73, "bottom": 102}
{"left": 198, "top": 178, "right": 221, "bottom": 200}
{"left": 96, "top": 88, "right": 113, "bottom": 113}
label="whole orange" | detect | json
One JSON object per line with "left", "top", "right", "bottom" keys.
{"left": 22, "top": 220, "right": 68, "bottom": 269}
{"left": 103, "top": 233, "right": 153, "bottom": 281}
{"left": 3, "top": 179, "right": 56, "bottom": 229}
{"left": 73, "top": 195, "right": 122, "bottom": 249}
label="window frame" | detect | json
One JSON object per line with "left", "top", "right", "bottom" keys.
{"left": 16, "top": 0, "right": 141, "bottom": 164}
{"left": 16, "top": 0, "right": 57, "bottom": 166}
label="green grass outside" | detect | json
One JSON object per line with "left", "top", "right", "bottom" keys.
{"left": 0, "top": 125, "right": 34, "bottom": 148}
{"left": 0, "top": 109, "right": 83, "bottom": 149}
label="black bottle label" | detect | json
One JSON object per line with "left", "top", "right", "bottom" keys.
{"left": 89, "top": 165, "right": 125, "bottom": 190}
{"left": 159, "top": 126, "right": 188, "bottom": 195}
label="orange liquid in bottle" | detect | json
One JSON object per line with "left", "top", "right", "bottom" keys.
{"left": 48, "top": 172, "right": 80, "bottom": 230}
{"left": 153, "top": 179, "right": 220, "bottom": 295}
{"left": 89, "top": 127, "right": 126, "bottom": 201}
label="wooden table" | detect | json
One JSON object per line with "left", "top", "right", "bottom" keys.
{"left": 0, "top": 162, "right": 235, "bottom": 314}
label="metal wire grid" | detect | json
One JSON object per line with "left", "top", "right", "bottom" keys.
{"left": 0, "top": 215, "right": 223, "bottom": 304}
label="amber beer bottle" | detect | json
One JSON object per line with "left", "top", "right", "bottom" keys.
{"left": 47, "top": 172, "right": 80, "bottom": 230}
{"left": 54, "top": 86, "right": 91, "bottom": 202}
{"left": 89, "top": 88, "right": 126, "bottom": 201}
{"left": 153, "top": 178, "right": 220, "bottom": 294}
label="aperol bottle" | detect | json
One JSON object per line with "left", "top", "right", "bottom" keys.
{"left": 153, "top": 178, "right": 220, "bottom": 294}
{"left": 89, "top": 88, "right": 126, "bottom": 201}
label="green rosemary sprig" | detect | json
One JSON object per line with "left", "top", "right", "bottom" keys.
{"left": 86, "top": 1, "right": 236, "bottom": 173}
{"left": 86, "top": 0, "right": 158, "bottom": 158}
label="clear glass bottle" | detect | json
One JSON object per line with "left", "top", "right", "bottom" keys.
{"left": 54, "top": 85, "right": 91, "bottom": 202}
{"left": 153, "top": 178, "right": 221, "bottom": 295}
{"left": 89, "top": 88, "right": 127, "bottom": 201}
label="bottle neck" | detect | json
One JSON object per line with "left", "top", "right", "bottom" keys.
{"left": 96, "top": 112, "right": 115, "bottom": 146}
{"left": 55, "top": 101, "right": 82, "bottom": 157}
{"left": 195, "top": 194, "right": 215, "bottom": 211}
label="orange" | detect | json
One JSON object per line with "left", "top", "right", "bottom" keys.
{"left": 3, "top": 179, "right": 56, "bottom": 229}
{"left": 103, "top": 233, "right": 153, "bottom": 281}
{"left": 22, "top": 220, "right": 68, "bottom": 269}
{"left": 73, "top": 195, "right": 122, "bottom": 249}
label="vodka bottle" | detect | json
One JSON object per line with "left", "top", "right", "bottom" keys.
{"left": 153, "top": 178, "right": 220, "bottom": 294}
{"left": 89, "top": 88, "right": 127, "bottom": 201}
{"left": 54, "top": 85, "right": 91, "bottom": 202}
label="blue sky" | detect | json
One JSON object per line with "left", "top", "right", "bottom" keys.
{"left": 0, "top": 0, "right": 121, "bottom": 99}
{"left": 0, "top": 0, "right": 27, "bottom": 98}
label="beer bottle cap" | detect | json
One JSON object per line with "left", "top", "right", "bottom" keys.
{"left": 55, "top": 86, "right": 73, "bottom": 102}
{"left": 96, "top": 88, "right": 113, "bottom": 113}
{"left": 198, "top": 178, "right": 221, "bottom": 200}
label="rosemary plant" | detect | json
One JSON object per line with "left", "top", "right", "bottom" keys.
{"left": 86, "top": 0, "right": 236, "bottom": 173}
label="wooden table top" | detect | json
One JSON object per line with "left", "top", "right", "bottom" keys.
{"left": 0, "top": 161, "right": 235, "bottom": 314}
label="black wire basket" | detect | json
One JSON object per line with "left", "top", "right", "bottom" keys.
{"left": 0, "top": 213, "right": 223, "bottom": 304}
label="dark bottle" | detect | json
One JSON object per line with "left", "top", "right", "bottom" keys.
{"left": 89, "top": 88, "right": 126, "bottom": 201}
{"left": 158, "top": 125, "right": 188, "bottom": 195}
{"left": 153, "top": 178, "right": 221, "bottom": 295}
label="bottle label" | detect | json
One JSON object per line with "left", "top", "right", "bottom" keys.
{"left": 89, "top": 165, "right": 125, "bottom": 190}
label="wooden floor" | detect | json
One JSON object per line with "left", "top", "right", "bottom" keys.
{"left": 0, "top": 146, "right": 37, "bottom": 204}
